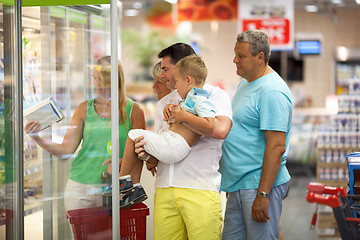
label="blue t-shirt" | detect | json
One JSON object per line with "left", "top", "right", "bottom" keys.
{"left": 180, "top": 87, "right": 216, "bottom": 118}
{"left": 219, "top": 72, "right": 292, "bottom": 192}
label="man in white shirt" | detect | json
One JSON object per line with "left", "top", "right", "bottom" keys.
{"left": 135, "top": 43, "right": 233, "bottom": 240}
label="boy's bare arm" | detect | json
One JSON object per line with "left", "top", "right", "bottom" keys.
{"left": 170, "top": 106, "right": 215, "bottom": 133}
{"left": 183, "top": 116, "right": 232, "bottom": 139}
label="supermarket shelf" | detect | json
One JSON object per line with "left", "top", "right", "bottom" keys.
{"left": 317, "top": 162, "right": 348, "bottom": 168}
{"left": 317, "top": 213, "right": 337, "bottom": 229}
{"left": 0, "top": 200, "right": 43, "bottom": 226}
{"left": 24, "top": 201, "right": 42, "bottom": 216}
{"left": 317, "top": 214, "right": 341, "bottom": 239}
{"left": 318, "top": 233, "right": 341, "bottom": 239}
{"left": 317, "top": 147, "right": 357, "bottom": 151}
{"left": 24, "top": 159, "right": 42, "bottom": 169}
{"left": 293, "top": 107, "right": 333, "bottom": 116}
{"left": 315, "top": 180, "right": 348, "bottom": 187}
{"left": 24, "top": 165, "right": 42, "bottom": 176}
{"left": 0, "top": 209, "right": 5, "bottom": 226}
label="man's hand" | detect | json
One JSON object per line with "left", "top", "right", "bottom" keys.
{"left": 134, "top": 136, "right": 147, "bottom": 158}
{"left": 251, "top": 197, "right": 270, "bottom": 223}
{"left": 134, "top": 136, "right": 158, "bottom": 176}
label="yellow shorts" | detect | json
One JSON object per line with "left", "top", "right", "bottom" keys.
{"left": 154, "top": 187, "right": 222, "bottom": 240}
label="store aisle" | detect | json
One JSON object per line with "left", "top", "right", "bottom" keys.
{"left": 280, "top": 176, "right": 320, "bottom": 240}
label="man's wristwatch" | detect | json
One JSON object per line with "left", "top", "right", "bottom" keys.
{"left": 138, "top": 154, "right": 150, "bottom": 162}
{"left": 257, "top": 191, "right": 269, "bottom": 198}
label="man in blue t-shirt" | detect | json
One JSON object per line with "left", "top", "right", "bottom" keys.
{"left": 219, "top": 29, "right": 293, "bottom": 240}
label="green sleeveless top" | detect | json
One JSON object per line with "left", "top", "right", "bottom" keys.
{"left": 69, "top": 98, "right": 133, "bottom": 185}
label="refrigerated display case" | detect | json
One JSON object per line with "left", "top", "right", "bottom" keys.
{"left": 335, "top": 47, "right": 360, "bottom": 95}
{"left": 22, "top": 6, "right": 112, "bottom": 240}
{"left": 1, "top": 3, "right": 115, "bottom": 239}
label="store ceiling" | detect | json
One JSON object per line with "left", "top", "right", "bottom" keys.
{"left": 120, "top": 0, "right": 360, "bottom": 9}
{"left": 18, "top": 0, "right": 360, "bottom": 31}
{"left": 294, "top": 0, "right": 360, "bottom": 10}
{"left": 118, "top": 0, "right": 360, "bottom": 18}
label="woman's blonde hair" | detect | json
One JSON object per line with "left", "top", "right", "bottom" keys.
{"left": 152, "top": 61, "right": 162, "bottom": 81}
{"left": 95, "top": 56, "right": 127, "bottom": 125}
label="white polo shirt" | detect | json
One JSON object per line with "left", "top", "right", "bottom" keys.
{"left": 153, "top": 90, "right": 181, "bottom": 133}
{"left": 154, "top": 84, "right": 232, "bottom": 192}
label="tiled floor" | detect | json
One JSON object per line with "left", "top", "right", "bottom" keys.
{"left": 281, "top": 175, "right": 320, "bottom": 240}
{"left": 280, "top": 161, "right": 346, "bottom": 240}
{"left": 1, "top": 166, "right": 344, "bottom": 240}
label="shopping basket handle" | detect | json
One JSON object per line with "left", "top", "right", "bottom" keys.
{"left": 306, "top": 192, "right": 341, "bottom": 208}
{"left": 346, "top": 217, "right": 360, "bottom": 223}
{"left": 307, "top": 182, "right": 325, "bottom": 193}
{"left": 307, "top": 182, "right": 347, "bottom": 197}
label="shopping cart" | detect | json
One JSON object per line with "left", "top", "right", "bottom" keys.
{"left": 306, "top": 182, "right": 360, "bottom": 240}
{"left": 66, "top": 202, "right": 150, "bottom": 240}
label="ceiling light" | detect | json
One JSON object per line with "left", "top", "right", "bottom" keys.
{"left": 124, "top": 9, "right": 139, "bottom": 17}
{"left": 337, "top": 46, "right": 349, "bottom": 61}
{"left": 23, "top": 28, "right": 36, "bottom": 33}
{"left": 165, "top": 0, "right": 177, "bottom": 4}
{"left": 132, "top": 2, "right": 143, "bottom": 9}
{"left": 22, "top": 16, "right": 40, "bottom": 24}
{"left": 330, "top": 0, "right": 343, "bottom": 4}
{"left": 305, "top": 5, "right": 318, "bottom": 12}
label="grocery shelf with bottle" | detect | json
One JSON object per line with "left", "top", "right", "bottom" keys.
{"left": 287, "top": 107, "right": 331, "bottom": 178}
{"left": 314, "top": 77, "right": 360, "bottom": 238}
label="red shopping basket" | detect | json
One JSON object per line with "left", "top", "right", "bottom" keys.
{"left": 66, "top": 203, "right": 150, "bottom": 240}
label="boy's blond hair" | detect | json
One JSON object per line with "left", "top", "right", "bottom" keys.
{"left": 174, "top": 55, "right": 207, "bottom": 85}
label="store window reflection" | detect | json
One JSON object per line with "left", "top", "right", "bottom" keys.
{"left": 1, "top": 2, "right": 21, "bottom": 239}
{"left": 0, "top": 3, "right": 4, "bottom": 234}
{"left": 0, "top": 4, "right": 110, "bottom": 239}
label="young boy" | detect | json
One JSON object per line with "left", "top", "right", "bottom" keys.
{"left": 119, "top": 55, "right": 216, "bottom": 208}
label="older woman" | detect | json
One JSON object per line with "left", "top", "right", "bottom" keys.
{"left": 152, "top": 61, "right": 172, "bottom": 101}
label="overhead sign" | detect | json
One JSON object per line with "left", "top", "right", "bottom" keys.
{"left": 239, "top": 0, "right": 294, "bottom": 50}
{"left": 178, "top": 0, "right": 238, "bottom": 22}
{"left": 0, "top": 0, "right": 110, "bottom": 6}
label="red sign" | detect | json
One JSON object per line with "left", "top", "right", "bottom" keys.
{"left": 242, "top": 18, "right": 290, "bottom": 45}
{"left": 178, "top": 0, "right": 238, "bottom": 22}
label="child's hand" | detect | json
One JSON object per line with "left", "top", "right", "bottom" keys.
{"left": 163, "top": 104, "right": 178, "bottom": 121}
{"left": 146, "top": 162, "right": 158, "bottom": 176}
{"left": 169, "top": 106, "right": 187, "bottom": 123}
{"left": 150, "top": 167, "right": 157, "bottom": 176}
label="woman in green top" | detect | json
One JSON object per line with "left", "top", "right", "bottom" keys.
{"left": 24, "top": 56, "right": 146, "bottom": 210}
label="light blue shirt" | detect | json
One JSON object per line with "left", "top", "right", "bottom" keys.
{"left": 219, "top": 72, "right": 292, "bottom": 192}
{"left": 180, "top": 87, "right": 216, "bottom": 118}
